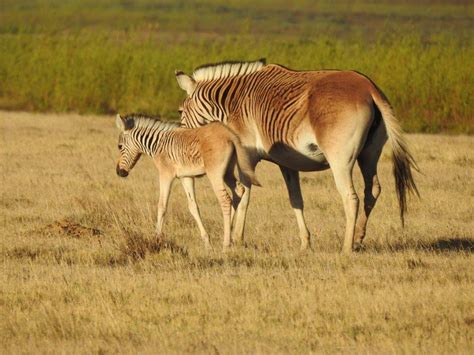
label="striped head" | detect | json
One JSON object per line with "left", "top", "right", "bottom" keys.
{"left": 115, "top": 114, "right": 142, "bottom": 178}
{"left": 175, "top": 71, "right": 208, "bottom": 128}
{"left": 175, "top": 59, "right": 266, "bottom": 128}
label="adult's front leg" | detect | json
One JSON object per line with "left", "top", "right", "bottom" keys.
{"left": 155, "top": 174, "right": 174, "bottom": 240}
{"left": 230, "top": 155, "right": 259, "bottom": 245}
{"left": 230, "top": 184, "right": 250, "bottom": 245}
{"left": 279, "top": 166, "right": 311, "bottom": 251}
{"left": 224, "top": 170, "right": 244, "bottom": 227}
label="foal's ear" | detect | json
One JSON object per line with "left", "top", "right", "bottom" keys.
{"left": 116, "top": 114, "right": 135, "bottom": 131}
{"left": 115, "top": 114, "right": 125, "bottom": 131}
{"left": 175, "top": 70, "right": 196, "bottom": 96}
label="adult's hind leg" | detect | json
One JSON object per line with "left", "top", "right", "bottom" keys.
{"left": 280, "top": 166, "right": 311, "bottom": 251}
{"left": 354, "top": 126, "right": 386, "bottom": 249}
{"left": 330, "top": 161, "right": 359, "bottom": 254}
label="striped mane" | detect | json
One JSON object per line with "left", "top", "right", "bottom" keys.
{"left": 125, "top": 113, "right": 179, "bottom": 132}
{"left": 192, "top": 58, "right": 266, "bottom": 83}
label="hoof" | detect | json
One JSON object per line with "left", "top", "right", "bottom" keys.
{"left": 342, "top": 246, "right": 354, "bottom": 254}
{"left": 299, "top": 243, "right": 312, "bottom": 253}
{"left": 155, "top": 232, "right": 165, "bottom": 242}
{"left": 231, "top": 236, "right": 245, "bottom": 246}
{"left": 353, "top": 242, "right": 366, "bottom": 252}
{"left": 222, "top": 244, "right": 232, "bottom": 253}
{"left": 299, "top": 236, "right": 312, "bottom": 252}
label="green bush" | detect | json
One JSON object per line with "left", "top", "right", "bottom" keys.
{"left": 0, "top": 0, "right": 472, "bottom": 133}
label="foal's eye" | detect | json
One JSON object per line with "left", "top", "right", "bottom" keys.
{"left": 118, "top": 144, "right": 123, "bottom": 150}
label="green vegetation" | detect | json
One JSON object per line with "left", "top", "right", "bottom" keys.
{"left": 0, "top": 0, "right": 473, "bottom": 133}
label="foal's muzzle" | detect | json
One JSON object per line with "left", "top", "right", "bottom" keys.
{"left": 116, "top": 165, "right": 129, "bottom": 177}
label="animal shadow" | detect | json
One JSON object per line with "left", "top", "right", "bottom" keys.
{"left": 424, "top": 238, "right": 473, "bottom": 253}
{"left": 388, "top": 237, "right": 473, "bottom": 253}
{"left": 362, "top": 237, "right": 473, "bottom": 253}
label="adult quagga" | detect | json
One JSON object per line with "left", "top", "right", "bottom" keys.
{"left": 175, "top": 59, "right": 419, "bottom": 253}
{"left": 115, "top": 113, "right": 260, "bottom": 250}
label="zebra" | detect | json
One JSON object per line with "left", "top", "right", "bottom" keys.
{"left": 175, "top": 59, "right": 419, "bottom": 253}
{"left": 115, "top": 113, "right": 260, "bottom": 250}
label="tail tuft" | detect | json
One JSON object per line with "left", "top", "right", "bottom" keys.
{"left": 393, "top": 147, "right": 420, "bottom": 226}
{"left": 372, "top": 90, "right": 419, "bottom": 226}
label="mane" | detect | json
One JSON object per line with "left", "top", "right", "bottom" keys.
{"left": 124, "top": 113, "right": 179, "bottom": 132}
{"left": 192, "top": 58, "right": 266, "bottom": 83}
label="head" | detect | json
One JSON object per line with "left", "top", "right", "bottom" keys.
{"left": 115, "top": 114, "right": 142, "bottom": 178}
{"left": 175, "top": 59, "right": 266, "bottom": 127}
{"left": 175, "top": 70, "right": 219, "bottom": 128}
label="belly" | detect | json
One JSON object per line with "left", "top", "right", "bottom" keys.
{"left": 252, "top": 115, "right": 329, "bottom": 171}
{"left": 265, "top": 141, "right": 329, "bottom": 171}
{"left": 175, "top": 163, "right": 206, "bottom": 178}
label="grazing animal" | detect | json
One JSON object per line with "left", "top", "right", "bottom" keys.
{"left": 175, "top": 59, "right": 419, "bottom": 253}
{"left": 115, "top": 113, "right": 260, "bottom": 250}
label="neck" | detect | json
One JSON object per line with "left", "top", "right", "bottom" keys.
{"left": 133, "top": 120, "right": 179, "bottom": 156}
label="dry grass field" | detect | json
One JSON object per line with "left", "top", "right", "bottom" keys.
{"left": 1, "top": 111, "right": 473, "bottom": 353}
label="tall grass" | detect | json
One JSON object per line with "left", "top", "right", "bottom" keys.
{"left": 0, "top": 0, "right": 473, "bottom": 133}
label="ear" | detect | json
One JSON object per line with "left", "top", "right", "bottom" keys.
{"left": 175, "top": 70, "right": 196, "bottom": 96}
{"left": 116, "top": 114, "right": 135, "bottom": 131}
{"left": 115, "top": 114, "right": 125, "bottom": 131}
{"left": 123, "top": 117, "right": 135, "bottom": 130}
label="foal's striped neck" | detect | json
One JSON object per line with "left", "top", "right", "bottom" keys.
{"left": 125, "top": 114, "right": 180, "bottom": 156}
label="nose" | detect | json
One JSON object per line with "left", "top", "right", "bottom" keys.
{"left": 116, "top": 165, "right": 129, "bottom": 177}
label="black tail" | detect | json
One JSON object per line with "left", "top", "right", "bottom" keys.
{"left": 372, "top": 91, "right": 420, "bottom": 225}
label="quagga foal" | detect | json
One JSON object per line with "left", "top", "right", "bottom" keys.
{"left": 115, "top": 113, "right": 260, "bottom": 250}
{"left": 175, "top": 59, "right": 419, "bottom": 253}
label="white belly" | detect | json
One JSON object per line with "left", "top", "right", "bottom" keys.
{"left": 266, "top": 129, "right": 329, "bottom": 171}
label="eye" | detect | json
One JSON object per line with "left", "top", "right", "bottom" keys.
{"left": 118, "top": 144, "right": 123, "bottom": 150}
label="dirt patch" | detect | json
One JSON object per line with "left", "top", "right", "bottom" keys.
{"left": 120, "top": 231, "right": 188, "bottom": 261}
{"left": 42, "top": 219, "right": 102, "bottom": 239}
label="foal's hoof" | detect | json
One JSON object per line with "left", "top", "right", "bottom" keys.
{"left": 299, "top": 246, "right": 312, "bottom": 254}
{"left": 232, "top": 239, "right": 245, "bottom": 247}
{"left": 341, "top": 246, "right": 355, "bottom": 255}
{"left": 222, "top": 244, "right": 233, "bottom": 253}
{"left": 299, "top": 239, "right": 312, "bottom": 253}
{"left": 155, "top": 232, "right": 166, "bottom": 243}
{"left": 353, "top": 242, "right": 366, "bottom": 252}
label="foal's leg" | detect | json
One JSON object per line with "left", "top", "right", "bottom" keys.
{"left": 279, "top": 166, "right": 311, "bottom": 251}
{"left": 208, "top": 172, "right": 232, "bottom": 251}
{"left": 180, "top": 177, "right": 211, "bottom": 249}
{"left": 155, "top": 174, "right": 174, "bottom": 240}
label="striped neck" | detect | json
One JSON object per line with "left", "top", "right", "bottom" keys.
{"left": 129, "top": 117, "right": 179, "bottom": 156}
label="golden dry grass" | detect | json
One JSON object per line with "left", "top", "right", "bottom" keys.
{"left": 0, "top": 111, "right": 473, "bottom": 353}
